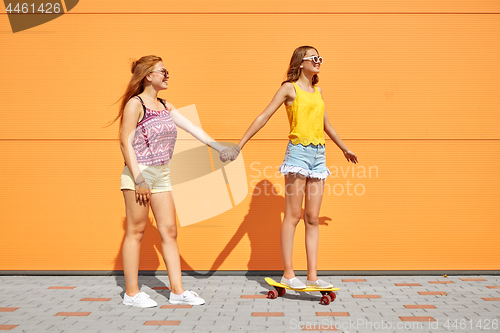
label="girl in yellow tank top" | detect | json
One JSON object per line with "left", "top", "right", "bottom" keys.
{"left": 227, "top": 46, "right": 358, "bottom": 290}
{"left": 286, "top": 81, "right": 325, "bottom": 146}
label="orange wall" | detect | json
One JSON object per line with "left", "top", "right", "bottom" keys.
{"left": 0, "top": 1, "right": 499, "bottom": 271}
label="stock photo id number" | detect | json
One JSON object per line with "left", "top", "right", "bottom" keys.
{"left": 5, "top": 2, "right": 62, "bottom": 13}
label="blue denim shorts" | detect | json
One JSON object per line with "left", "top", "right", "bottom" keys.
{"left": 279, "top": 141, "right": 331, "bottom": 180}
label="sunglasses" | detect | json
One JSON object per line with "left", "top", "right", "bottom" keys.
{"left": 302, "top": 56, "right": 323, "bottom": 64}
{"left": 151, "top": 69, "right": 169, "bottom": 78}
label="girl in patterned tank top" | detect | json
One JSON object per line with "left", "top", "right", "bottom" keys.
{"left": 110, "top": 55, "right": 232, "bottom": 308}
{"left": 226, "top": 46, "right": 358, "bottom": 290}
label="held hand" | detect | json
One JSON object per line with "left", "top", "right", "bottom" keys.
{"left": 343, "top": 150, "right": 358, "bottom": 164}
{"left": 134, "top": 175, "right": 151, "bottom": 205}
{"left": 220, "top": 148, "right": 230, "bottom": 162}
{"left": 220, "top": 146, "right": 241, "bottom": 162}
{"left": 228, "top": 146, "right": 241, "bottom": 161}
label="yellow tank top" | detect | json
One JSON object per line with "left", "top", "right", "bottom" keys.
{"left": 285, "top": 81, "right": 325, "bottom": 146}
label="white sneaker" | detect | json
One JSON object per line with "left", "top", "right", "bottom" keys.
{"left": 280, "top": 276, "right": 306, "bottom": 289}
{"left": 169, "top": 290, "right": 205, "bottom": 305}
{"left": 306, "top": 279, "right": 333, "bottom": 289}
{"left": 123, "top": 291, "right": 158, "bottom": 308}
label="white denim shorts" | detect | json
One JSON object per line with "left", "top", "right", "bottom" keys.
{"left": 120, "top": 163, "right": 172, "bottom": 193}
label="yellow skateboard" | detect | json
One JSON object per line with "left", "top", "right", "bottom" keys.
{"left": 265, "top": 277, "right": 340, "bottom": 305}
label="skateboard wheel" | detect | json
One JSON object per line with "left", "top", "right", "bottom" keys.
{"left": 329, "top": 291, "right": 336, "bottom": 301}
{"left": 320, "top": 295, "right": 332, "bottom": 305}
{"left": 277, "top": 287, "right": 286, "bottom": 297}
{"left": 268, "top": 290, "right": 278, "bottom": 299}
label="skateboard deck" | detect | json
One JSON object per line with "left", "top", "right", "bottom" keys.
{"left": 265, "top": 277, "right": 340, "bottom": 305}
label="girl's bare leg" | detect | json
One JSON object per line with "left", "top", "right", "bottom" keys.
{"left": 281, "top": 174, "right": 307, "bottom": 279}
{"left": 122, "top": 190, "right": 150, "bottom": 297}
{"left": 304, "top": 178, "right": 325, "bottom": 281}
{"left": 150, "top": 191, "right": 184, "bottom": 295}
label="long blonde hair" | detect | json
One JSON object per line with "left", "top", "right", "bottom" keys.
{"left": 282, "top": 46, "right": 319, "bottom": 86}
{"left": 108, "top": 55, "right": 163, "bottom": 132}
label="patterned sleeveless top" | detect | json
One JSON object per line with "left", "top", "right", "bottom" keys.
{"left": 131, "top": 96, "right": 177, "bottom": 165}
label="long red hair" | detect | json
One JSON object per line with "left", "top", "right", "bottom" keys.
{"left": 282, "top": 46, "right": 319, "bottom": 86}
{"left": 108, "top": 55, "right": 163, "bottom": 133}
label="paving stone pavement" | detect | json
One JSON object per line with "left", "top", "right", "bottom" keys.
{"left": 0, "top": 275, "right": 499, "bottom": 333}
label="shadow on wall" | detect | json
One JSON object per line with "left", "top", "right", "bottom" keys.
{"left": 207, "top": 179, "right": 332, "bottom": 289}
